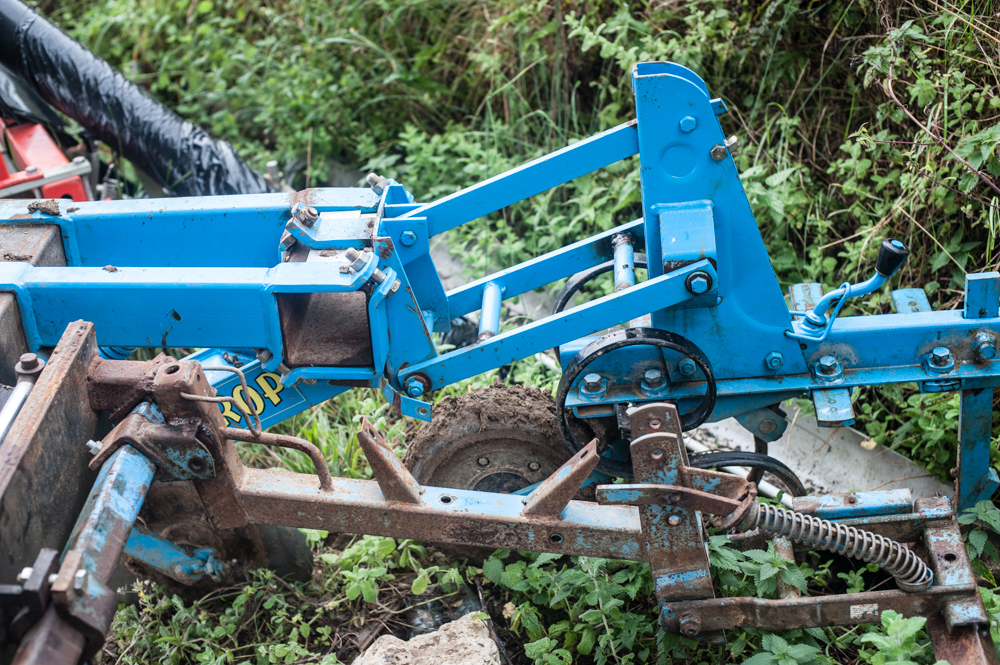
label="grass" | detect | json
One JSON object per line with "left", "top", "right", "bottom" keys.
{"left": 43, "top": 0, "right": 1000, "bottom": 662}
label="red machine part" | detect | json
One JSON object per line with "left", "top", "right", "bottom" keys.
{"left": 1, "top": 119, "right": 89, "bottom": 201}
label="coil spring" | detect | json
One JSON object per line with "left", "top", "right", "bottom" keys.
{"left": 751, "top": 503, "right": 933, "bottom": 592}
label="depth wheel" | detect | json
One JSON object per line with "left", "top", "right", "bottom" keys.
{"left": 403, "top": 384, "right": 592, "bottom": 560}
{"left": 404, "top": 384, "right": 577, "bottom": 493}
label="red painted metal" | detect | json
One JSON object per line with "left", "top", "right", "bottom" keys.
{"left": 2, "top": 120, "right": 88, "bottom": 201}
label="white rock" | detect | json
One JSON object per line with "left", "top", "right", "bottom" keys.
{"left": 353, "top": 612, "right": 500, "bottom": 665}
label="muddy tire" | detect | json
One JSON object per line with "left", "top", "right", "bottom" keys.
{"left": 123, "top": 480, "right": 312, "bottom": 598}
{"left": 403, "top": 384, "right": 593, "bottom": 561}
{"left": 403, "top": 384, "right": 574, "bottom": 493}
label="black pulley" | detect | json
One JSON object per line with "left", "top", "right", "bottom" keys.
{"left": 556, "top": 327, "right": 717, "bottom": 478}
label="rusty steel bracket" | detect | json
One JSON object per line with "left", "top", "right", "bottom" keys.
{"left": 522, "top": 439, "right": 600, "bottom": 517}
{"left": 49, "top": 550, "right": 117, "bottom": 660}
{"left": 88, "top": 405, "right": 215, "bottom": 481}
{"left": 87, "top": 353, "right": 176, "bottom": 423}
{"left": 357, "top": 417, "right": 422, "bottom": 503}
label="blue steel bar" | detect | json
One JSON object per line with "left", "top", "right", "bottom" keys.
{"left": 956, "top": 272, "right": 1000, "bottom": 511}
{"left": 612, "top": 233, "right": 635, "bottom": 291}
{"left": 61, "top": 445, "right": 155, "bottom": 581}
{"left": 0, "top": 189, "right": 379, "bottom": 268}
{"left": 123, "top": 529, "right": 223, "bottom": 584}
{"left": 477, "top": 282, "right": 503, "bottom": 341}
{"left": 447, "top": 219, "right": 645, "bottom": 318}
{"left": 400, "top": 260, "right": 715, "bottom": 389}
{"left": 401, "top": 121, "right": 639, "bottom": 236}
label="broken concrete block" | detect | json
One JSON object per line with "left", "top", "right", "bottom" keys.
{"left": 353, "top": 612, "right": 500, "bottom": 665}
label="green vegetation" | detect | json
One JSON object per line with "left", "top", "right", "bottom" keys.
{"left": 44, "top": 0, "right": 1000, "bottom": 662}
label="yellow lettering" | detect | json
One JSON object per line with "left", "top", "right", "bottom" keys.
{"left": 219, "top": 398, "right": 242, "bottom": 425}
{"left": 255, "top": 372, "right": 285, "bottom": 406}
{"left": 233, "top": 384, "right": 265, "bottom": 417}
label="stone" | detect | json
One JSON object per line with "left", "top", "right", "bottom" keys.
{"left": 353, "top": 612, "right": 500, "bottom": 665}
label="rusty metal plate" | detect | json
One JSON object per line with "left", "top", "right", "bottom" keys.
{"left": 277, "top": 291, "right": 373, "bottom": 367}
{"left": 0, "top": 321, "right": 98, "bottom": 585}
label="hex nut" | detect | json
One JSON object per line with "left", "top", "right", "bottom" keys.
{"left": 642, "top": 368, "right": 665, "bottom": 390}
{"left": 685, "top": 271, "right": 712, "bottom": 295}
{"left": 930, "top": 346, "right": 951, "bottom": 366}
{"left": 678, "top": 358, "right": 697, "bottom": 376}
{"left": 976, "top": 332, "right": 997, "bottom": 360}
{"left": 765, "top": 351, "right": 783, "bottom": 370}
{"left": 817, "top": 355, "right": 839, "bottom": 375}
{"left": 679, "top": 116, "right": 697, "bottom": 133}
{"left": 581, "top": 372, "right": 606, "bottom": 394}
{"left": 679, "top": 612, "right": 702, "bottom": 636}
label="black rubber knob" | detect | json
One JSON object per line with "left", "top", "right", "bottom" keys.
{"left": 875, "top": 238, "right": 909, "bottom": 277}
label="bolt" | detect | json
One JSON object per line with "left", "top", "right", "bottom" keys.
{"left": 679, "top": 116, "right": 697, "bottom": 133}
{"left": 73, "top": 569, "right": 88, "bottom": 596}
{"left": 582, "top": 373, "right": 605, "bottom": 394}
{"left": 366, "top": 172, "right": 387, "bottom": 195}
{"left": 642, "top": 368, "right": 665, "bottom": 390}
{"left": 667, "top": 515, "right": 681, "bottom": 526}
{"left": 405, "top": 377, "right": 424, "bottom": 398}
{"left": 16, "top": 567, "right": 32, "bottom": 584}
{"left": 291, "top": 202, "right": 319, "bottom": 228}
{"left": 817, "top": 355, "right": 839, "bottom": 375}
{"left": 47, "top": 573, "right": 58, "bottom": 585}
{"left": 477, "top": 457, "right": 490, "bottom": 467}
{"left": 847, "top": 494, "right": 858, "bottom": 504}
{"left": 679, "top": 612, "right": 702, "bottom": 637}
{"left": 758, "top": 419, "right": 777, "bottom": 435}
{"left": 930, "top": 346, "right": 952, "bottom": 367}
{"left": 765, "top": 351, "right": 783, "bottom": 370}
{"left": 400, "top": 230, "right": 417, "bottom": 247}
{"left": 976, "top": 332, "right": 996, "bottom": 360}
{"left": 710, "top": 144, "right": 728, "bottom": 161}
{"left": 372, "top": 268, "right": 387, "bottom": 284}
{"left": 724, "top": 134, "right": 740, "bottom": 155}
{"left": 72, "top": 155, "right": 87, "bottom": 165}
{"left": 344, "top": 247, "right": 369, "bottom": 272}
{"left": 529, "top": 461, "right": 541, "bottom": 472}
{"left": 684, "top": 271, "right": 712, "bottom": 295}
{"left": 25, "top": 165, "right": 38, "bottom": 174}
{"left": 256, "top": 349, "right": 273, "bottom": 364}
{"left": 19, "top": 353, "right": 38, "bottom": 371}
{"left": 85, "top": 439, "right": 102, "bottom": 456}
{"left": 678, "top": 358, "right": 697, "bottom": 376}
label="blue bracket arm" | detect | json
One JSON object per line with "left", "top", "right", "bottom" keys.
{"left": 399, "top": 260, "right": 717, "bottom": 389}
{"left": 447, "top": 219, "right": 646, "bottom": 319}
{"left": 401, "top": 121, "right": 640, "bottom": 236}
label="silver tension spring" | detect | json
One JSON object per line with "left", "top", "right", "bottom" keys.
{"left": 751, "top": 503, "right": 933, "bottom": 592}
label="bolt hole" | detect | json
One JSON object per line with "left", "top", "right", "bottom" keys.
{"left": 651, "top": 449, "right": 664, "bottom": 460}
{"left": 188, "top": 457, "right": 205, "bottom": 472}
{"left": 164, "top": 364, "right": 180, "bottom": 375}
{"left": 439, "top": 495, "right": 454, "bottom": 505}
{"left": 649, "top": 419, "right": 661, "bottom": 430}
{"left": 550, "top": 533, "right": 564, "bottom": 544}
{"left": 944, "top": 552, "right": 957, "bottom": 562}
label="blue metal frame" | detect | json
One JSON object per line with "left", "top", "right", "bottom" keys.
{"left": 0, "top": 61, "right": 996, "bottom": 510}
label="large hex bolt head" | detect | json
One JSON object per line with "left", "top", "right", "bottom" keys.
{"left": 581, "top": 372, "right": 606, "bottom": 395}
{"left": 817, "top": 355, "right": 839, "bottom": 375}
{"left": 400, "top": 230, "right": 417, "bottom": 247}
{"left": 765, "top": 351, "right": 783, "bottom": 370}
{"left": 930, "top": 346, "right": 952, "bottom": 367}
{"left": 679, "top": 116, "right": 697, "bottom": 133}
{"left": 685, "top": 271, "right": 712, "bottom": 295}
{"left": 642, "top": 369, "right": 665, "bottom": 391}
